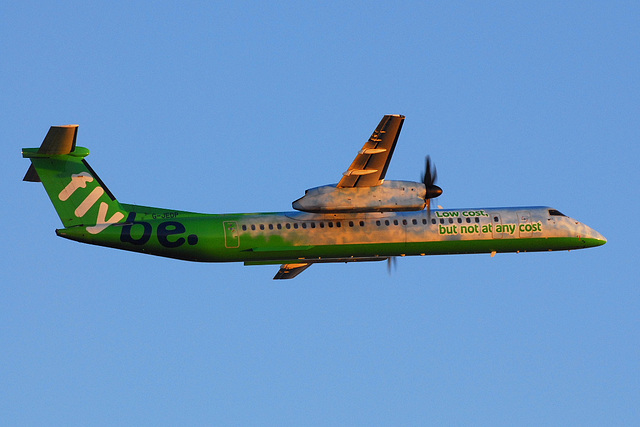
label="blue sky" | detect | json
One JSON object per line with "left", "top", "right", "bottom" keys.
{"left": 2, "top": 1, "right": 638, "bottom": 425}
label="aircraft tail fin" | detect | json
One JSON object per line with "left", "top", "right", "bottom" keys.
{"left": 22, "top": 125, "right": 127, "bottom": 233}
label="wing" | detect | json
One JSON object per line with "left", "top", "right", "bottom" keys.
{"left": 245, "top": 256, "right": 387, "bottom": 279}
{"left": 273, "top": 263, "right": 312, "bottom": 279}
{"left": 337, "top": 114, "right": 405, "bottom": 188}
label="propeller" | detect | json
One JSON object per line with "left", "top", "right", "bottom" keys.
{"left": 421, "top": 155, "right": 443, "bottom": 218}
{"left": 387, "top": 256, "right": 397, "bottom": 275}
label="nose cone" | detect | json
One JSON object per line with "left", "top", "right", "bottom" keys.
{"left": 582, "top": 225, "right": 607, "bottom": 248}
{"left": 425, "top": 185, "right": 442, "bottom": 199}
{"left": 292, "top": 195, "right": 309, "bottom": 211}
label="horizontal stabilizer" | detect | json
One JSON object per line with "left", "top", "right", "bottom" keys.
{"left": 23, "top": 125, "right": 80, "bottom": 182}
{"left": 38, "top": 125, "right": 78, "bottom": 155}
{"left": 23, "top": 164, "right": 40, "bottom": 182}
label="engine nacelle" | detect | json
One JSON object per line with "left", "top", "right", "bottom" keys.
{"left": 292, "top": 180, "right": 427, "bottom": 213}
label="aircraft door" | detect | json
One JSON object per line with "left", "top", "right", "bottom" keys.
{"left": 517, "top": 211, "right": 532, "bottom": 237}
{"left": 223, "top": 221, "right": 240, "bottom": 248}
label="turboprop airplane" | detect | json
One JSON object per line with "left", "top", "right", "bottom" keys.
{"left": 23, "top": 115, "right": 606, "bottom": 279}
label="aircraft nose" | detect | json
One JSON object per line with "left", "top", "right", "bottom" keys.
{"left": 582, "top": 225, "right": 607, "bottom": 248}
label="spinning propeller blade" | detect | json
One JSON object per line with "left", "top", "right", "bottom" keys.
{"left": 421, "top": 155, "right": 442, "bottom": 219}
{"left": 387, "top": 256, "right": 397, "bottom": 275}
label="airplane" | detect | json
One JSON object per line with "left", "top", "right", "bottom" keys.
{"left": 22, "top": 115, "right": 606, "bottom": 279}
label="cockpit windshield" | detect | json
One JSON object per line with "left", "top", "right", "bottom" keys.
{"left": 548, "top": 209, "right": 566, "bottom": 217}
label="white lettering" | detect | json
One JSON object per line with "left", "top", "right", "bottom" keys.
{"left": 75, "top": 187, "right": 104, "bottom": 217}
{"left": 59, "top": 172, "right": 93, "bottom": 201}
{"left": 86, "top": 202, "right": 125, "bottom": 234}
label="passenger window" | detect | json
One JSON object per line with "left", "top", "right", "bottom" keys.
{"left": 328, "top": 222, "right": 333, "bottom": 228}
{"left": 466, "top": 218, "right": 471, "bottom": 223}
{"left": 376, "top": 220, "right": 381, "bottom": 226}
{"left": 359, "top": 221, "right": 365, "bottom": 227}
{"left": 293, "top": 223, "right": 299, "bottom": 229}
{"left": 349, "top": 221, "right": 354, "bottom": 227}
{"left": 251, "top": 225, "right": 256, "bottom": 231}
{"left": 242, "top": 225, "right": 247, "bottom": 231}
{"left": 285, "top": 223, "right": 291, "bottom": 229}
{"left": 431, "top": 219, "right": 436, "bottom": 224}
{"left": 259, "top": 224, "right": 264, "bottom": 230}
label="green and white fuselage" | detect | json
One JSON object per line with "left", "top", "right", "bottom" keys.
{"left": 57, "top": 205, "right": 606, "bottom": 262}
{"left": 23, "top": 116, "right": 606, "bottom": 279}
